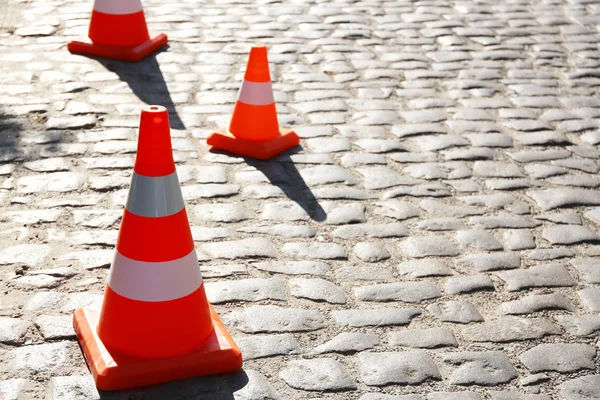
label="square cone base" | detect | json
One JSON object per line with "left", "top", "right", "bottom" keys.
{"left": 67, "top": 32, "right": 168, "bottom": 62}
{"left": 207, "top": 127, "right": 300, "bottom": 160}
{"left": 73, "top": 305, "right": 242, "bottom": 391}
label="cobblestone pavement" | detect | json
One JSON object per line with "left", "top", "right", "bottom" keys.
{"left": 1, "top": 0, "right": 600, "bottom": 399}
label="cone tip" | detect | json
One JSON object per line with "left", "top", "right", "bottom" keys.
{"left": 135, "top": 105, "right": 175, "bottom": 177}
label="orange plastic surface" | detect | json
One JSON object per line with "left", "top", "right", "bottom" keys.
{"left": 229, "top": 101, "right": 280, "bottom": 141}
{"left": 74, "top": 305, "right": 242, "bottom": 391}
{"left": 97, "top": 284, "right": 213, "bottom": 359}
{"left": 207, "top": 127, "right": 300, "bottom": 160}
{"left": 134, "top": 106, "right": 176, "bottom": 177}
{"left": 68, "top": 31, "right": 168, "bottom": 62}
{"left": 244, "top": 44, "right": 270, "bottom": 83}
{"left": 89, "top": 11, "right": 150, "bottom": 47}
{"left": 116, "top": 208, "right": 194, "bottom": 262}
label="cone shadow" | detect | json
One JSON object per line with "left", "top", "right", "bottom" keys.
{"left": 245, "top": 153, "right": 326, "bottom": 222}
{"left": 92, "top": 49, "right": 185, "bottom": 130}
{"left": 98, "top": 370, "right": 249, "bottom": 400}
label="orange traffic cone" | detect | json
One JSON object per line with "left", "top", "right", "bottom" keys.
{"left": 68, "top": 0, "right": 167, "bottom": 62}
{"left": 73, "top": 105, "right": 242, "bottom": 391}
{"left": 207, "top": 44, "right": 300, "bottom": 160}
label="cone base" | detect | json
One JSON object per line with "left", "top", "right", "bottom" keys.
{"left": 67, "top": 32, "right": 168, "bottom": 62}
{"left": 73, "top": 306, "right": 242, "bottom": 391}
{"left": 207, "top": 128, "right": 300, "bottom": 160}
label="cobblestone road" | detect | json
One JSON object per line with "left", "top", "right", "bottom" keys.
{"left": 1, "top": 0, "right": 600, "bottom": 399}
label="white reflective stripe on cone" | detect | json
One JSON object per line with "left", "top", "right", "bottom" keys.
{"left": 108, "top": 250, "right": 202, "bottom": 302}
{"left": 126, "top": 171, "right": 185, "bottom": 218}
{"left": 93, "top": 0, "right": 143, "bottom": 15}
{"left": 237, "top": 80, "right": 275, "bottom": 106}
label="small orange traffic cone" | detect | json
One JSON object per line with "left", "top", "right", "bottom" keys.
{"left": 73, "top": 105, "right": 242, "bottom": 391}
{"left": 68, "top": 0, "right": 167, "bottom": 62}
{"left": 207, "top": 44, "right": 300, "bottom": 160}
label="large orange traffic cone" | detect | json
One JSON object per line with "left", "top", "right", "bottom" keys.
{"left": 73, "top": 105, "right": 242, "bottom": 391}
{"left": 207, "top": 44, "right": 300, "bottom": 160}
{"left": 68, "top": 0, "right": 167, "bottom": 62}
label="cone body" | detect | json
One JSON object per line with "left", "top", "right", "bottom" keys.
{"left": 67, "top": 0, "right": 167, "bottom": 62}
{"left": 207, "top": 44, "right": 299, "bottom": 159}
{"left": 73, "top": 106, "right": 241, "bottom": 390}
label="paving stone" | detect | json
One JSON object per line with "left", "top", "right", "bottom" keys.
{"left": 358, "top": 351, "right": 441, "bottom": 386}
{"left": 456, "top": 253, "right": 521, "bottom": 272}
{"left": 0, "top": 317, "right": 32, "bottom": 345}
{"left": 355, "top": 281, "right": 441, "bottom": 303}
{"left": 397, "top": 259, "right": 452, "bottom": 278}
{"left": 374, "top": 200, "right": 420, "bottom": 220}
{"left": 354, "top": 242, "right": 391, "bottom": 262}
{"left": 499, "top": 293, "right": 575, "bottom": 315}
{"left": 333, "top": 223, "right": 408, "bottom": 239}
{"left": 9, "top": 342, "right": 71, "bottom": 373}
{"left": 528, "top": 188, "right": 600, "bottom": 211}
{"left": 360, "top": 395, "right": 424, "bottom": 400}
{"left": 559, "top": 375, "right": 600, "bottom": 400}
{"left": 196, "top": 203, "right": 248, "bottom": 222}
{"left": 470, "top": 216, "right": 541, "bottom": 230}
{"left": 427, "top": 301, "right": 484, "bottom": 323}
{"left": 289, "top": 278, "right": 347, "bottom": 304}
{"left": 0, "top": 379, "right": 26, "bottom": 400}
{"left": 205, "top": 278, "right": 286, "bottom": 304}
{"left": 282, "top": 242, "right": 346, "bottom": 260}
{"left": 456, "top": 230, "right": 503, "bottom": 251}
{"left": 445, "top": 274, "right": 495, "bottom": 295}
{"left": 399, "top": 236, "right": 460, "bottom": 258}
{"left": 389, "top": 327, "right": 457, "bottom": 349}
{"left": 312, "top": 332, "right": 379, "bottom": 354}
{"left": 488, "top": 392, "right": 550, "bottom": 400}
{"left": 440, "top": 351, "right": 518, "bottom": 386}
{"left": 577, "top": 287, "right": 600, "bottom": 311}
{"left": 322, "top": 201, "right": 366, "bottom": 225}
{"left": 473, "top": 161, "right": 524, "bottom": 178}
{"left": 253, "top": 261, "right": 330, "bottom": 276}
{"left": 556, "top": 315, "right": 600, "bottom": 337}
{"left": 46, "top": 376, "right": 99, "bottom": 400}
{"left": 280, "top": 358, "right": 356, "bottom": 391}
{"left": 333, "top": 308, "right": 422, "bottom": 327}
{"left": 525, "top": 248, "right": 575, "bottom": 261}
{"left": 420, "top": 199, "right": 484, "bottom": 218}
{"left": 201, "top": 238, "right": 277, "bottom": 260}
{"left": 300, "top": 165, "right": 357, "bottom": 186}
{"left": 416, "top": 218, "right": 465, "bottom": 231}
{"left": 428, "top": 393, "right": 483, "bottom": 400}
{"left": 497, "top": 264, "right": 575, "bottom": 291}
{"left": 542, "top": 225, "right": 600, "bottom": 244}
{"left": 226, "top": 306, "right": 326, "bottom": 333}
{"left": 16, "top": 172, "right": 85, "bottom": 193}
{"left": 358, "top": 167, "right": 421, "bottom": 190}
{"left": 519, "top": 343, "right": 596, "bottom": 373}
{"left": 570, "top": 258, "right": 600, "bottom": 284}
{"left": 504, "top": 230, "right": 537, "bottom": 251}
{"left": 235, "top": 334, "right": 300, "bottom": 361}
{"left": 538, "top": 212, "right": 583, "bottom": 225}
{"left": 261, "top": 201, "right": 309, "bottom": 221}
{"left": 0, "top": 244, "right": 51, "bottom": 266}
{"left": 463, "top": 317, "right": 561, "bottom": 342}
{"left": 34, "top": 315, "right": 75, "bottom": 340}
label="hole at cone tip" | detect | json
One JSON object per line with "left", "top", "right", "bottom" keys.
{"left": 253, "top": 43, "right": 266, "bottom": 48}
{"left": 145, "top": 105, "right": 165, "bottom": 113}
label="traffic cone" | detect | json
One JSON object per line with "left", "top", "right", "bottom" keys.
{"left": 68, "top": 0, "right": 167, "bottom": 62}
{"left": 73, "top": 105, "right": 242, "bottom": 391}
{"left": 206, "top": 44, "right": 300, "bottom": 160}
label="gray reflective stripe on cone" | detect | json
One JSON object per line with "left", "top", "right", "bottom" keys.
{"left": 93, "top": 0, "right": 143, "bottom": 15}
{"left": 126, "top": 171, "right": 184, "bottom": 218}
{"left": 237, "top": 80, "right": 275, "bottom": 106}
{"left": 108, "top": 250, "right": 202, "bottom": 302}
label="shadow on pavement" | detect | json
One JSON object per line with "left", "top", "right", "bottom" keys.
{"left": 245, "top": 149, "right": 326, "bottom": 222}
{"left": 98, "top": 370, "right": 249, "bottom": 400}
{"left": 93, "top": 48, "right": 185, "bottom": 130}
{"left": 0, "top": 108, "right": 26, "bottom": 163}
